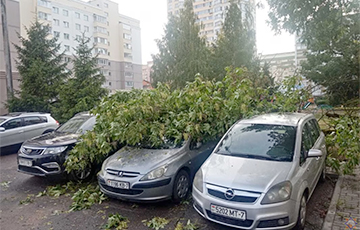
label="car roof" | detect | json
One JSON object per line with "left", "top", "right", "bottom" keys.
{"left": 0, "top": 112, "right": 51, "bottom": 119}
{"left": 238, "top": 113, "right": 312, "bottom": 127}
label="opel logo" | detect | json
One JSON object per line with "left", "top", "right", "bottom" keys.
{"left": 224, "top": 189, "right": 235, "bottom": 200}
{"left": 118, "top": 171, "right": 124, "bottom": 177}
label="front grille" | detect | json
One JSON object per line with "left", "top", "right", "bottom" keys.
{"left": 100, "top": 183, "right": 143, "bottom": 195}
{"left": 208, "top": 189, "right": 258, "bottom": 203}
{"left": 21, "top": 147, "right": 45, "bottom": 155}
{"left": 18, "top": 165, "right": 44, "bottom": 175}
{"left": 106, "top": 168, "right": 140, "bottom": 178}
{"left": 206, "top": 210, "right": 253, "bottom": 227}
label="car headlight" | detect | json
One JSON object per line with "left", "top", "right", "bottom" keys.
{"left": 140, "top": 165, "right": 168, "bottom": 181}
{"left": 261, "top": 181, "right": 292, "bottom": 204}
{"left": 43, "top": 146, "right": 68, "bottom": 155}
{"left": 193, "top": 169, "right": 203, "bottom": 193}
{"left": 101, "top": 158, "right": 110, "bottom": 174}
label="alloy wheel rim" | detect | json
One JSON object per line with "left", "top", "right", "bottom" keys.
{"left": 300, "top": 196, "right": 307, "bottom": 227}
{"left": 75, "top": 166, "right": 91, "bottom": 180}
{"left": 177, "top": 175, "right": 189, "bottom": 198}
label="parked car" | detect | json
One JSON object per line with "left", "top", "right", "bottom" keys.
{"left": 98, "top": 139, "right": 217, "bottom": 202}
{"left": 192, "top": 113, "right": 326, "bottom": 230}
{"left": 17, "top": 112, "right": 96, "bottom": 181}
{"left": 0, "top": 112, "right": 59, "bottom": 153}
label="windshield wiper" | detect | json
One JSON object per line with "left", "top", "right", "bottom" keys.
{"left": 231, "top": 153, "right": 276, "bottom": 161}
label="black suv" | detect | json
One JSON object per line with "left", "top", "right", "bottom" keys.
{"left": 17, "top": 112, "right": 96, "bottom": 181}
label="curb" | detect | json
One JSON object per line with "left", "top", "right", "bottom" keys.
{"left": 322, "top": 175, "right": 344, "bottom": 230}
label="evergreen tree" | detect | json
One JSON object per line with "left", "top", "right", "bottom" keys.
{"left": 53, "top": 35, "right": 107, "bottom": 123}
{"left": 211, "top": 0, "right": 256, "bottom": 80}
{"left": 151, "top": 0, "right": 210, "bottom": 88}
{"left": 7, "top": 21, "right": 68, "bottom": 112}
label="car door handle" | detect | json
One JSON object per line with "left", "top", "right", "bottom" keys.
{"left": 18, "top": 130, "right": 24, "bottom": 133}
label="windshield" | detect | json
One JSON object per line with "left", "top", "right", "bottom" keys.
{"left": 216, "top": 123, "right": 296, "bottom": 162}
{"left": 56, "top": 116, "right": 93, "bottom": 134}
{"left": 133, "top": 138, "right": 185, "bottom": 150}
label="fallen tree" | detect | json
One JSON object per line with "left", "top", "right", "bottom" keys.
{"left": 65, "top": 68, "right": 308, "bottom": 172}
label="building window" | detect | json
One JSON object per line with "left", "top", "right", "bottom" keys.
{"left": 75, "top": 23, "right": 81, "bottom": 30}
{"left": 84, "top": 26, "right": 89, "bottom": 32}
{"left": 38, "top": 12, "right": 48, "bottom": 20}
{"left": 122, "top": 24, "right": 131, "bottom": 31}
{"left": 76, "top": 35, "right": 81, "bottom": 40}
{"left": 53, "top": 19, "right": 59, "bottom": 26}
{"left": 53, "top": 31, "right": 60, "bottom": 38}
{"left": 125, "top": 62, "right": 133, "bottom": 68}
{"left": 95, "top": 48, "right": 107, "bottom": 55}
{"left": 94, "top": 26, "right": 107, "bottom": 34}
{"left": 124, "top": 43, "right": 132, "bottom": 50}
{"left": 84, "top": 15, "right": 89, "bottom": 21}
{"left": 63, "top": 21, "right": 69, "bottom": 28}
{"left": 124, "top": 53, "right": 132, "bottom": 59}
{"left": 94, "top": 37, "right": 108, "bottom": 44}
{"left": 64, "top": 33, "right": 69, "bottom": 40}
{"left": 104, "top": 12, "right": 109, "bottom": 16}
{"left": 125, "top": 81, "right": 134, "bottom": 87}
{"left": 104, "top": 2, "right": 108, "bottom": 8}
{"left": 108, "top": 81, "right": 111, "bottom": 86}
{"left": 53, "top": 7, "right": 59, "bottom": 14}
{"left": 63, "top": 9, "right": 68, "bottom": 16}
{"left": 125, "top": 72, "right": 133, "bottom": 78}
{"left": 97, "top": 58, "right": 108, "bottom": 65}
{"left": 38, "top": 0, "right": 50, "bottom": 7}
{"left": 75, "top": 12, "right": 80, "bottom": 19}
{"left": 64, "top": 57, "right": 71, "bottom": 62}
{"left": 108, "top": 72, "right": 111, "bottom": 76}
{"left": 64, "top": 45, "right": 70, "bottom": 51}
{"left": 123, "top": 33, "right": 132, "bottom": 40}
{"left": 94, "top": 14, "right": 107, "bottom": 23}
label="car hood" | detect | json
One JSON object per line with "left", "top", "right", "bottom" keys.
{"left": 202, "top": 154, "right": 292, "bottom": 193}
{"left": 104, "top": 147, "right": 182, "bottom": 174}
{"left": 23, "top": 132, "right": 79, "bottom": 147}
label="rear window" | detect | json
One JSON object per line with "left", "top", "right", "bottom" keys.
{"left": 216, "top": 123, "right": 297, "bottom": 162}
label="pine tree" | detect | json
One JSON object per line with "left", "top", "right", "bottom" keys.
{"left": 7, "top": 21, "right": 68, "bottom": 112}
{"left": 151, "top": 0, "right": 211, "bottom": 88}
{"left": 211, "top": 0, "right": 256, "bottom": 80}
{"left": 53, "top": 35, "right": 107, "bottom": 123}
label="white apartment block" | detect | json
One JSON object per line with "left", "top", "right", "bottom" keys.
{"left": 167, "top": 0, "right": 256, "bottom": 43}
{"left": 19, "top": 0, "right": 143, "bottom": 92}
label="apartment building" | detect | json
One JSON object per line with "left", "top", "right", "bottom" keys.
{"left": 167, "top": 0, "right": 256, "bottom": 42}
{"left": 0, "top": 0, "right": 21, "bottom": 115}
{"left": 19, "top": 0, "right": 143, "bottom": 91}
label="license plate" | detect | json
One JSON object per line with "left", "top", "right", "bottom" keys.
{"left": 210, "top": 204, "right": 246, "bottom": 220}
{"left": 106, "top": 180, "right": 130, "bottom": 189}
{"left": 19, "top": 158, "right": 32, "bottom": 167}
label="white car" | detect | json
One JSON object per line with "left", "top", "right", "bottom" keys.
{"left": 0, "top": 112, "right": 59, "bottom": 152}
{"left": 192, "top": 113, "right": 326, "bottom": 230}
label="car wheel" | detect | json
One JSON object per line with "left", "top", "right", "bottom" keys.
{"left": 172, "top": 170, "right": 190, "bottom": 203}
{"left": 69, "top": 164, "right": 93, "bottom": 182}
{"left": 293, "top": 193, "right": 307, "bottom": 230}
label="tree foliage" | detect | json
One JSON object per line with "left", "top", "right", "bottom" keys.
{"left": 151, "top": 0, "right": 210, "bottom": 88}
{"left": 7, "top": 21, "right": 68, "bottom": 112}
{"left": 52, "top": 35, "right": 107, "bottom": 123}
{"left": 267, "top": 0, "right": 360, "bottom": 105}
{"left": 211, "top": 0, "right": 256, "bottom": 80}
{"left": 65, "top": 68, "right": 307, "bottom": 172}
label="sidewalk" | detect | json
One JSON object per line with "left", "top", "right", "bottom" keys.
{"left": 323, "top": 166, "right": 360, "bottom": 230}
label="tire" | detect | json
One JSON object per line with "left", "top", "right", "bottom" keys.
{"left": 172, "top": 170, "right": 190, "bottom": 203}
{"left": 69, "top": 164, "right": 94, "bottom": 182}
{"left": 293, "top": 193, "right": 307, "bottom": 230}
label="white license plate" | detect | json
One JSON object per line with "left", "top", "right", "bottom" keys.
{"left": 19, "top": 158, "right": 32, "bottom": 167}
{"left": 210, "top": 204, "right": 246, "bottom": 220}
{"left": 106, "top": 180, "right": 130, "bottom": 189}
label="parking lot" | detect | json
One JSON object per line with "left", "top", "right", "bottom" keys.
{"left": 0, "top": 152, "right": 334, "bottom": 230}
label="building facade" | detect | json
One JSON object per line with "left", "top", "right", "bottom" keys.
{"left": 0, "top": 0, "right": 21, "bottom": 115}
{"left": 20, "top": 0, "right": 142, "bottom": 91}
{"left": 167, "top": 0, "right": 256, "bottom": 43}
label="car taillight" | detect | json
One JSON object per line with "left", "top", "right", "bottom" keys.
{"left": 56, "top": 120, "right": 59, "bottom": 126}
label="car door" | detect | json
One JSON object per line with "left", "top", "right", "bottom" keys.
{"left": 0, "top": 118, "right": 25, "bottom": 147}
{"left": 187, "top": 140, "right": 216, "bottom": 178}
{"left": 308, "top": 119, "right": 326, "bottom": 180}
{"left": 23, "top": 116, "right": 48, "bottom": 141}
{"left": 299, "top": 122, "right": 318, "bottom": 192}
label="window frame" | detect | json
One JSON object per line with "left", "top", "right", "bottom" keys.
{"left": 0, "top": 118, "right": 23, "bottom": 130}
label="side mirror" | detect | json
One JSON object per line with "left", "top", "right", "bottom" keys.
{"left": 0, "top": 127, "right": 5, "bottom": 132}
{"left": 308, "top": 149, "right": 322, "bottom": 158}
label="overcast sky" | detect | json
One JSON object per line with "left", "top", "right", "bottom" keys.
{"left": 113, "top": 0, "right": 294, "bottom": 64}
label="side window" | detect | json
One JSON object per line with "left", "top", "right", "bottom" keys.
{"left": 1, "top": 118, "right": 23, "bottom": 130}
{"left": 23, "top": 116, "right": 44, "bottom": 126}
{"left": 310, "top": 119, "right": 321, "bottom": 137}
{"left": 308, "top": 120, "right": 320, "bottom": 144}
{"left": 40, "top": 116, "right": 48, "bottom": 123}
{"left": 300, "top": 123, "right": 312, "bottom": 165}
